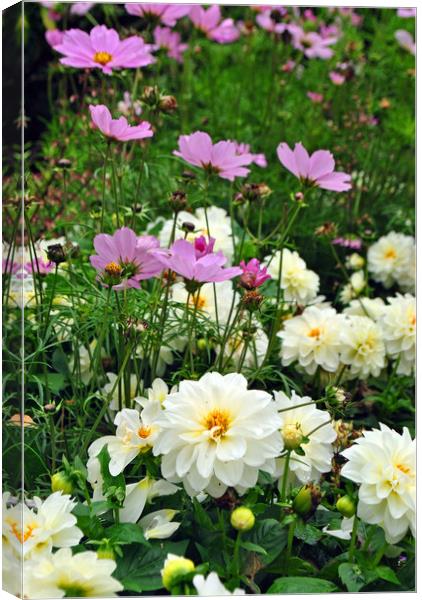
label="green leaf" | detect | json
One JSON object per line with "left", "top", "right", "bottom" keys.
{"left": 294, "top": 521, "right": 323, "bottom": 545}
{"left": 105, "top": 523, "right": 148, "bottom": 546}
{"left": 193, "top": 498, "right": 215, "bottom": 531}
{"left": 243, "top": 519, "right": 288, "bottom": 565}
{"left": 338, "top": 562, "right": 368, "bottom": 592}
{"left": 97, "top": 446, "right": 126, "bottom": 507}
{"left": 240, "top": 541, "right": 267, "bottom": 556}
{"left": 267, "top": 577, "right": 338, "bottom": 593}
{"left": 114, "top": 540, "right": 189, "bottom": 593}
{"left": 375, "top": 565, "right": 401, "bottom": 585}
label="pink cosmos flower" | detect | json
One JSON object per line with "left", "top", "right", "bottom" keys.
{"left": 89, "top": 105, "right": 153, "bottom": 142}
{"left": 332, "top": 237, "right": 362, "bottom": 250}
{"left": 233, "top": 142, "right": 267, "bottom": 168}
{"left": 25, "top": 258, "right": 54, "bottom": 275}
{"left": 281, "top": 60, "right": 296, "bottom": 72}
{"left": 153, "top": 26, "right": 188, "bottom": 63}
{"left": 90, "top": 227, "right": 163, "bottom": 290}
{"left": 70, "top": 2, "right": 95, "bottom": 16}
{"left": 45, "top": 29, "right": 64, "bottom": 49}
{"left": 319, "top": 24, "right": 340, "bottom": 39}
{"left": 329, "top": 71, "right": 346, "bottom": 85}
{"left": 277, "top": 142, "right": 352, "bottom": 192}
{"left": 397, "top": 8, "right": 416, "bottom": 18}
{"left": 256, "top": 8, "right": 288, "bottom": 34}
{"left": 54, "top": 25, "right": 155, "bottom": 74}
{"left": 291, "top": 27, "right": 338, "bottom": 59}
{"left": 189, "top": 5, "right": 240, "bottom": 44}
{"left": 194, "top": 236, "right": 216, "bottom": 259}
{"left": 174, "top": 131, "right": 253, "bottom": 181}
{"left": 2, "top": 258, "right": 20, "bottom": 275}
{"left": 239, "top": 259, "right": 271, "bottom": 290}
{"left": 395, "top": 30, "right": 416, "bottom": 55}
{"left": 152, "top": 239, "right": 242, "bottom": 285}
{"left": 125, "top": 3, "right": 191, "bottom": 27}
{"left": 307, "top": 91, "right": 324, "bottom": 103}
{"left": 303, "top": 9, "right": 317, "bottom": 22}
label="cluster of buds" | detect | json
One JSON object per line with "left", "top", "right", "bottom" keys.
{"left": 333, "top": 419, "right": 362, "bottom": 451}
{"left": 141, "top": 86, "right": 178, "bottom": 113}
{"left": 233, "top": 182, "right": 272, "bottom": 204}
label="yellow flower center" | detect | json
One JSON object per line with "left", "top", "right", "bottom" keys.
{"left": 282, "top": 422, "right": 304, "bottom": 450}
{"left": 7, "top": 519, "right": 38, "bottom": 543}
{"left": 308, "top": 327, "right": 321, "bottom": 338}
{"left": 93, "top": 51, "right": 113, "bottom": 66}
{"left": 138, "top": 425, "right": 152, "bottom": 439}
{"left": 384, "top": 248, "right": 397, "bottom": 260}
{"left": 396, "top": 463, "right": 411, "bottom": 475}
{"left": 104, "top": 261, "right": 122, "bottom": 277}
{"left": 409, "top": 314, "right": 416, "bottom": 326}
{"left": 204, "top": 408, "right": 231, "bottom": 440}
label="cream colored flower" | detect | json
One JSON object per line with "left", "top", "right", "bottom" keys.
{"left": 339, "top": 270, "right": 365, "bottom": 304}
{"left": 265, "top": 248, "right": 319, "bottom": 305}
{"left": 340, "top": 315, "right": 386, "bottom": 379}
{"left": 2, "top": 492, "right": 82, "bottom": 559}
{"left": 119, "top": 477, "right": 179, "bottom": 523}
{"left": 156, "top": 206, "right": 235, "bottom": 261}
{"left": 193, "top": 572, "right": 245, "bottom": 595}
{"left": 278, "top": 306, "right": 343, "bottom": 375}
{"left": 274, "top": 390, "right": 336, "bottom": 483}
{"left": 139, "top": 509, "right": 181, "bottom": 539}
{"left": 379, "top": 293, "right": 415, "bottom": 375}
{"left": 102, "top": 372, "right": 139, "bottom": 411}
{"left": 345, "top": 253, "right": 365, "bottom": 270}
{"left": 341, "top": 423, "right": 415, "bottom": 544}
{"left": 343, "top": 297, "right": 386, "bottom": 321}
{"left": 24, "top": 548, "right": 123, "bottom": 598}
{"left": 88, "top": 404, "right": 162, "bottom": 476}
{"left": 171, "top": 280, "right": 238, "bottom": 326}
{"left": 153, "top": 372, "right": 283, "bottom": 497}
{"left": 367, "top": 231, "right": 415, "bottom": 292}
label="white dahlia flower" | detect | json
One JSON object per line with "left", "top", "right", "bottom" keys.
{"left": 345, "top": 252, "right": 365, "bottom": 270}
{"left": 274, "top": 390, "right": 336, "bottom": 483}
{"left": 153, "top": 372, "right": 283, "bottom": 497}
{"left": 24, "top": 548, "right": 123, "bottom": 598}
{"left": 340, "top": 315, "right": 386, "bottom": 379}
{"left": 343, "top": 297, "right": 386, "bottom": 320}
{"left": 378, "top": 293, "right": 416, "bottom": 375}
{"left": 341, "top": 423, "right": 415, "bottom": 544}
{"left": 193, "top": 572, "right": 245, "bottom": 595}
{"left": 367, "top": 231, "right": 415, "bottom": 292}
{"left": 156, "top": 206, "right": 235, "bottom": 261}
{"left": 278, "top": 306, "right": 343, "bottom": 375}
{"left": 265, "top": 248, "right": 320, "bottom": 305}
{"left": 171, "top": 280, "right": 238, "bottom": 326}
{"left": 88, "top": 403, "right": 162, "bottom": 476}
{"left": 2, "top": 492, "right": 82, "bottom": 559}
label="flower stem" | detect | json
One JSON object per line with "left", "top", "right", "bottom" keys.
{"left": 348, "top": 516, "right": 359, "bottom": 562}
{"left": 280, "top": 450, "right": 291, "bottom": 503}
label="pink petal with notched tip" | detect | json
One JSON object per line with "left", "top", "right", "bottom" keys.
{"left": 90, "top": 25, "right": 120, "bottom": 53}
{"left": 308, "top": 150, "right": 335, "bottom": 180}
{"left": 293, "top": 143, "right": 310, "bottom": 178}
{"left": 112, "top": 227, "right": 138, "bottom": 262}
{"left": 276, "top": 143, "right": 300, "bottom": 177}
{"left": 93, "top": 233, "right": 119, "bottom": 262}
{"left": 89, "top": 105, "right": 112, "bottom": 135}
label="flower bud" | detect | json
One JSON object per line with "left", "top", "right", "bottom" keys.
{"left": 295, "top": 192, "right": 304, "bottom": 202}
{"left": 241, "top": 290, "right": 264, "bottom": 311}
{"left": 159, "top": 95, "right": 178, "bottom": 113}
{"left": 181, "top": 221, "right": 196, "bottom": 233}
{"left": 336, "top": 495, "right": 356, "bottom": 518}
{"left": 97, "top": 544, "right": 116, "bottom": 560}
{"left": 169, "top": 190, "right": 187, "bottom": 213}
{"left": 230, "top": 506, "right": 255, "bottom": 531}
{"left": 282, "top": 423, "right": 304, "bottom": 451}
{"left": 161, "top": 554, "right": 195, "bottom": 591}
{"left": 46, "top": 243, "right": 66, "bottom": 265}
{"left": 51, "top": 472, "right": 74, "bottom": 495}
{"left": 57, "top": 158, "right": 72, "bottom": 169}
{"left": 292, "top": 484, "right": 321, "bottom": 518}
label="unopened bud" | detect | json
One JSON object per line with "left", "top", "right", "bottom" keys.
{"left": 295, "top": 192, "right": 304, "bottom": 202}
{"left": 161, "top": 554, "right": 195, "bottom": 591}
{"left": 242, "top": 290, "right": 264, "bottom": 311}
{"left": 51, "top": 472, "right": 74, "bottom": 495}
{"left": 97, "top": 544, "right": 116, "bottom": 560}
{"left": 293, "top": 484, "right": 321, "bottom": 518}
{"left": 181, "top": 221, "right": 195, "bottom": 233}
{"left": 336, "top": 495, "right": 356, "bottom": 518}
{"left": 46, "top": 243, "right": 66, "bottom": 265}
{"left": 230, "top": 506, "right": 255, "bottom": 531}
{"left": 44, "top": 402, "right": 56, "bottom": 413}
{"left": 57, "top": 158, "right": 72, "bottom": 169}
{"left": 169, "top": 190, "right": 187, "bottom": 213}
{"left": 282, "top": 423, "right": 304, "bottom": 451}
{"left": 159, "top": 95, "right": 178, "bottom": 113}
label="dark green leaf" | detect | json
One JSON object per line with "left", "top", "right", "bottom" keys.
{"left": 267, "top": 577, "right": 338, "bottom": 593}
